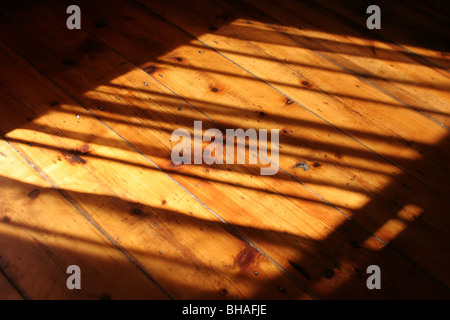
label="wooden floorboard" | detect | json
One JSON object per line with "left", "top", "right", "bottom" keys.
{"left": 0, "top": 136, "right": 169, "bottom": 300}
{"left": 135, "top": 0, "right": 450, "bottom": 196}
{"left": 91, "top": 0, "right": 450, "bottom": 287}
{"left": 0, "top": 0, "right": 449, "bottom": 299}
{"left": 235, "top": 0, "right": 450, "bottom": 129}
{"left": 311, "top": 0, "right": 450, "bottom": 71}
{"left": 0, "top": 41, "right": 312, "bottom": 299}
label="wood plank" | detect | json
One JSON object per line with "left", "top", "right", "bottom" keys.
{"left": 136, "top": 0, "right": 450, "bottom": 197}
{"left": 1, "top": 0, "right": 448, "bottom": 298}
{"left": 0, "top": 137, "right": 168, "bottom": 300}
{"left": 77, "top": 0, "right": 450, "bottom": 287}
{"left": 0, "top": 45, "right": 311, "bottom": 299}
{"left": 233, "top": 0, "right": 450, "bottom": 129}
{"left": 310, "top": 0, "right": 450, "bottom": 70}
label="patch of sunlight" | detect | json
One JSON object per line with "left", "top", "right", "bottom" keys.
{"left": 364, "top": 205, "right": 423, "bottom": 249}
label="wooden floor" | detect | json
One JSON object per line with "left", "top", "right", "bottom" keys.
{"left": 0, "top": 0, "right": 449, "bottom": 300}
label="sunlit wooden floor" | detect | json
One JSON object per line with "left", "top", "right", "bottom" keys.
{"left": 0, "top": 0, "right": 449, "bottom": 300}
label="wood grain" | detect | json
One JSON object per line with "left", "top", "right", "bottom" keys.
{"left": 0, "top": 40, "right": 312, "bottom": 299}
{"left": 235, "top": 0, "right": 450, "bottom": 129}
{"left": 0, "top": 137, "right": 168, "bottom": 300}
{"left": 0, "top": 0, "right": 448, "bottom": 299}
{"left": 91, "top": 0, "right": 450, "bottom": 288}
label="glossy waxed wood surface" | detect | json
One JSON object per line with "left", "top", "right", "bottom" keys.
{"left": 0, "top": 0, "right": 449, "bottom": 299}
